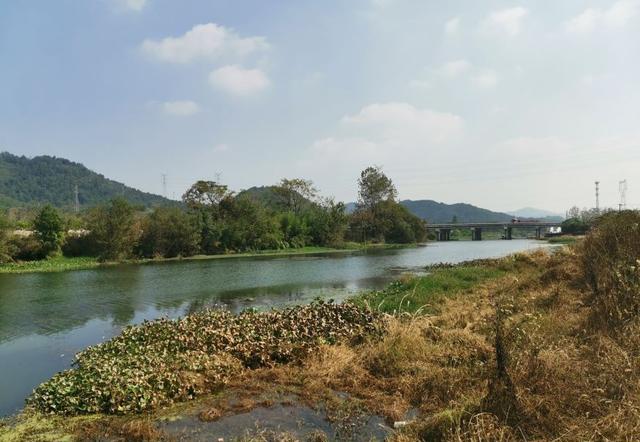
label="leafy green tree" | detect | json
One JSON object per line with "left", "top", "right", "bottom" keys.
{"left": 357, "top": 166, "right": 397, "bottom": 212}
{"left": 350, "top": 167, "right": 425, "bottom": 243}
{"left": 273, "top": 178, "right": 317, "bottom": 215}
{"left": 33, "top": 205, "right": 64, "bottom": 256}
{"left": 354, "top": 166, "right": 398, "bottom": 241}
{"left": 182, "top": 181, "right": 233, "bottom": 208}
{"left": 87, "top": 198, "right": 139, "bottom": 261}
{"left": 307, "top": 198, "right": 348, "bottom": 247}
{"left": 219, "top": 196, "right": 283, "bottom": 251}
{"left": 138, "top": 207, "right": 201, "bottom": 258}
{"left": 182, "top": 180, "right": 235, "bottom": 254}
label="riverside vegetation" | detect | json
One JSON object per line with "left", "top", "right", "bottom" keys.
{"left": 0, "top": 167, "right": 426, "bottom": 273}
{"left": 3, "top": 210, "right": 640, "bottom": 441}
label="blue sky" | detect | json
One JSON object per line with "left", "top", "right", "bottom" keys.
{"left": 1, "top": 0, "right": 639, "bottom": 212}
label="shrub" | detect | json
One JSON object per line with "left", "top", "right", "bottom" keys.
{"left": 33, "top": 205, "right": 64, "bottom": 256}
{"left": 8, "top": 234, "right": 47, "bottom": 261}
{"left": 62, "top": 233, "right": 99, "bottom": 257}
{"left": 580, "top": 210, "right": 640, "bottom": 328}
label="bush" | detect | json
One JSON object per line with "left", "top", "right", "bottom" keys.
{"left": 561, "top": 217, "right": 590, "bottom": 235}
{"left": 62, "top": 233, "right": 99, "bottom": 257}
{"left": 8, "top": 234, "right": 47, "bottom": 261}
{"left": 581, "top": 210, "right": 640, "bottom": 328}
{"left": 137, "top": 207, "right": 201, "bottom": 258}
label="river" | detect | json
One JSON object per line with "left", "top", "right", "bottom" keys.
{"left": 0, "top": 240, "right": 551, "bottom": 417}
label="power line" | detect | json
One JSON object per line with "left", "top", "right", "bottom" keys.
{"left": 595, "top": 181, "right": 600, "bottom": 212}
{"left": 161, "top": 174, "right": 167, "bottom": 198}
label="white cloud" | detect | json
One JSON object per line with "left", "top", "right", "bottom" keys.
{"left": 141, "top": 23, "right": 268, "bottom": 64}
{"left": 472, "top": 69, "right": 499, "bottom": 88}
{"left": 162, "top": 100, "right": 200, "bottom": 116}
{"left": 444, "top": 17, "right": 460, "bottom": 35}
{"left": 605, "top": 0, "right": 640, "bottom": 27}
{"left": 565, "top": 8, "right": 601, "bottom": 33}
{"left": 342, "top": 102, "right": 464, "bottom": 145}
{"left": 301, "top": 103, "right": 464, "bottom": 198}
{"left": 484, "top": 7, "right": 529, "bottom": 36}
{"left": 438, "top": 60, "right": 471, "bottom": 77}
{"left": 566, "top": 1, "right": 639, "bottom": 33}
{"left": 213, "top": 143, "right": 230, "bottom": 152}
{"left": 209, "top": 65, "right": 270, "bottom": 96}
{"left": 113, "top": 0, "right": 147, "bottom": 12}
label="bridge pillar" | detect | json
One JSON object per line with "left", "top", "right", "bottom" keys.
{"left": 503, "top": 226, "right": 513, "bottom": 240}
{"left": 437, "top": 228, "right": 451, "bottom": 241}
{"left": 535, "top": 227, "right": 542, "bottom": 240}
{"left": 471, "top": 227, "right": 482, "bottom": 241}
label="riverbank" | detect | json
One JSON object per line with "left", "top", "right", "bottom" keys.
{"left": 6, "top": 228, "right": 640, "bottom": 441}
{"left": 0, "top": 248, "right": 559, "bottom": 441}
{"left": 0, "top": 243, "right": 411, "bottom": 275}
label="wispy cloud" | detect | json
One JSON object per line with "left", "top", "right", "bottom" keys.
{"left": 565, "top": 0, "right": 639, "bottom": 33}
{"left": 444, "top": 17, "right": 460, "bottom": 35}
{"left": 162, "top": 100, "right": 200, "bottom": 116}
{"left": 112, "top": 0, "right": 147, "bottom": 12}
{"left": 483, "top": 7, "right": 529, "bottom": 36}
{"left": 209, "top": 65, "right": 270, "bottom": 96}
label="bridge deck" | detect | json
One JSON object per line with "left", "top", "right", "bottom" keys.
{"left": 428, "top": 222, "right": 561, "bottom": 229}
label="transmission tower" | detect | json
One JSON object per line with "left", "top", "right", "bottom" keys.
{"left": 161, "top": 174, "right": 167, "bottom": 198}
{"left": 595, "top": 181, "right": 600, "bottom": 212}
{"left": 74, "top": 184, "right": 80, "bottom": 213}
{"left": 619, "top": 180, "right": 628, "bottom": 211}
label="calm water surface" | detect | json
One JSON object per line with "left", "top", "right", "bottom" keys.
{"left": 0, "top": 240, "right": 550, "bottom": 416}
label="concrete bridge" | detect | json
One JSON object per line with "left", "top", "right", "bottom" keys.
{"left": 427, "top": 221, "right": 562, "bottom": 241}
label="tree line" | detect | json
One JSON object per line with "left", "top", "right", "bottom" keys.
{"left": 0, "top": 167, "right": 426, "bottom": 263}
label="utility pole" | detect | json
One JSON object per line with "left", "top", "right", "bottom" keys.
{"left": 595, "top": 181, "right": 600, "bottom": 213}
{"left": 161, "top": 174, "right": 167, "bottom": 198}
{"left": 74, "top": 184, "right": 80, "bottom": 213}
{"left": 619, "top": 180, "right": 628, "bottom": 211}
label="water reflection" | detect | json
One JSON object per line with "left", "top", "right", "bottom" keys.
{"left": 0, "top": 240, "right": 551, "bottom": 416}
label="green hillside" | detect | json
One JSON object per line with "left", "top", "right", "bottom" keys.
{"left": 347, "top": 199, "right": 516, "bottom": 223}
{"left": 399, "top": 200, "right": 514, "bottom": 223}
{"left": 0, "top": 152, "right": 172, "bottom": 209}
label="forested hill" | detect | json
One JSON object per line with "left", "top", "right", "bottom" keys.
{"left": 0, "top": 152, "right": 172, "bottom": 209}
{"left": 346, "top": 199, "right": 514, "bottom": 223}
{"left": 399, "top": 200, "right": 513, "bottom": 223}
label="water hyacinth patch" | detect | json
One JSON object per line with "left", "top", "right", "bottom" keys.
{"left": 28, "top": 301, "right": 383, "bottom": 415}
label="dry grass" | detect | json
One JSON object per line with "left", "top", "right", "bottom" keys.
{"left": 214, "top": 245, "right": 640, "bottom": 441}
{"left": 7, "top": 229, "right": 640, "bottom": 441}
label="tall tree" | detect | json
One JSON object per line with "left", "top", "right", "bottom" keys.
{"left": 138, "top": 207, "right": 200, "bottom": 258}
{"left": 182, "top": 181, "right": 233, "bottom": 208}
{"left": 87, "top": 198, "right": 139, "bottom": 261}
{"left": 357, "top": 166, "right": 397, "bottom": 212}
{"left": 33, "top": 205, "right": 64, "bottom": 256}
{"left": 273, "top": 178, "right": 317, "bottom": 215}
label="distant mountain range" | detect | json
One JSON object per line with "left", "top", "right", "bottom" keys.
{"left": 347, "top": 200, "right": 563, "bottom": 224}
{"left": 0, "top": 152, "right": 172, "bottom": 209}
{"left": 0, "top": 152, "right": 563, "bottom": 223}
{"left": 508, "top": 207, "right": 563, "bottom": 221}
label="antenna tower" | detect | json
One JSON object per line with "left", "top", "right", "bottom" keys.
{"left": 619, "top": 180, "right": 628, "bottom": 211}
{"left": 74, "top": 184, "right": 80, "bottom": 213}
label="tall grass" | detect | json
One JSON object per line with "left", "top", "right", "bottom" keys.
{"left": 580, "top": 210, "right": 640, "bottom": 329}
